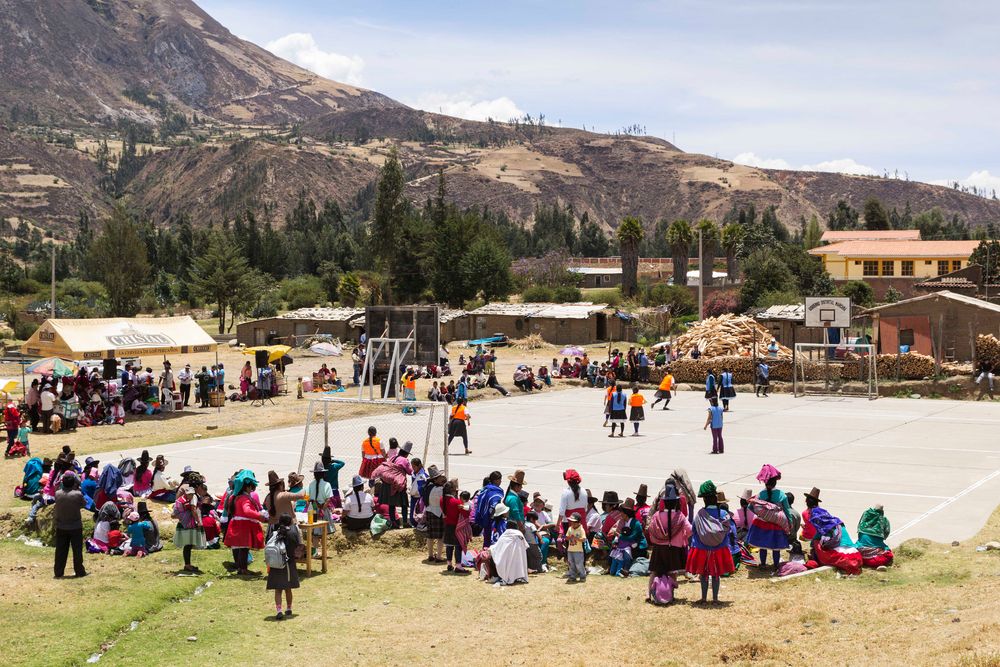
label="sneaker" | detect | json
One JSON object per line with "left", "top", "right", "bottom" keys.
{"left": 275, "top": 611, "right": 284, "bottom": 621}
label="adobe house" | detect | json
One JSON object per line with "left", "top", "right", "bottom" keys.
{"left": 236, "top": 307, "right": 364, "bottom": 347}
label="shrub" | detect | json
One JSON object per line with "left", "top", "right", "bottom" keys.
{"left": 280, "top": 275, "right": 327, "bottom": 310}
{"left": 14, "top": 320, "right": 38, "bottom": 341}
{"left": 639, "top": 283, "right": 696, "bottom": 315}
{"left": 839, "top": 280, "right": 875, "bottom": 307}
{"left": 552, "top": 285, "right": 582, "bottom": 303}
{"left": 522, "top": 285, "right": 555, "bottom": 302}
{"left": 704, "top": 290, "right": 740, "bottom": 317}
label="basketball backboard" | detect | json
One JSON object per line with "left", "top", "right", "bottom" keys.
{"left": 804, "top": 296, "right": 851, "bottom": 328}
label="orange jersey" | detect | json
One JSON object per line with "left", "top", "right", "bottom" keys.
{"left": 362, "top": 436, "right": 382, "bottom": 456}
{"left": 451, "top": 405, "right": 468, "bottom": 421}
{"left": 658, "top": 375, "right": 673, "bottom": 391}
{"left": 629, "top": 394, "right": 645, "bottom": 407}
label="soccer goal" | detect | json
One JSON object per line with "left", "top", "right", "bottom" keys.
{"left": 297, "top": 396, "right": 451, "bottom": 479}
{"left": 793, "top": 343, "right": 878, "bottom": 399}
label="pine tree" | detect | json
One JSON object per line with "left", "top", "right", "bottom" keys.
{"left": 369, "top": 147, "right": 407, "bottom": 302}
{"left": 189, "top": 232, "right": 254, "bottom": 333}
{"left": 87, "top": 203, "right": 151, "bottom": 316}
{"left": 802, "top": 215, "right": 823, "bottom": 249}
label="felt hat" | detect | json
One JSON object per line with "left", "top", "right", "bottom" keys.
{"left": 569, "top": 512, "right": 582, "bottom": 523}
{"left": 740, "top": 489, "right": 754, "bottom": 502}
{"left": 664, "top": 484, "right": 680, "bottom": 502}
{"left": 716, "top": 490, "right": 729, "bottom": 504}
{"left": 635, "top": 483, "right": 649, "bottom": 499}
{"left": 351, "top": 475, "right": 364, "bottom": 488}
{"left": 518, "top": 489, "right": 529, "bottom": 503}
{"left": 312, "top": 461, "right": 327, "bottom": 474}
{"left": 600, "top": 490, "right": 620, "bottom": 506}
{"left": 493, "top": 503, "right": 510, "bottom": 518}
{"left": 401, "top": 441, "right": 413, "bottom": 455}
{"left": 426, "top": 465, "right": 445, "bottom": 482}
{"left": 266, "top": 470, "right": 283, "bottom": 488}
{"left": 154, "top": 455, "right": 167, "bottom": 467}
{"left": 321, "top": 445, "right": 333, "bottom": 468}
{"left": 586, "top": 488, "right": 598, "bottom": 503}
{"left": 288, "top": 471, "right": 305, "bottom": 488}
{"left": 698, "top": 480, "right": 717, "bottom": 498}
{"left": 804, "top": 487, "right": 823, "bottom": 503}
{"left": 138, "top": 450, "right": 151, "bottom": 464}
{"left": 508, "top": 469, "right": 526, "bottom": 485}
{"left": 84, "top": 456, "right": 99, "bottom": 468}
{"left": 136, "top": 501, "right": 150, "bottom": 517}
{"left": 620, "top": 498, "right": 636, "bottom": 513}
{"left": 180, "top": 466, "right": 199, "bottom": 479}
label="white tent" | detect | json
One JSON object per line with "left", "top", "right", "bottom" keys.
{"left": 21, "top": 316, "right": 217, "bottom": 360}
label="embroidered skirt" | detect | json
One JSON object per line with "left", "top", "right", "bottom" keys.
{"left": 686, "top": 546, "right": 735, "bottom": 577}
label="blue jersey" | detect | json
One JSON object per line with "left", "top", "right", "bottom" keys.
{"left": 708, "top": 405, "right": 724, "bottom": 429}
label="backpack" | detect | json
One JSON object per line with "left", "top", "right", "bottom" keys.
{"left": 264, "top": 530, "right": 288, "bottom": 569}
{"left": 694, "top": 508, "right": 728, "bottom": 547}
{"left": 649, "top": 574, "right": 676, "bottom": 605}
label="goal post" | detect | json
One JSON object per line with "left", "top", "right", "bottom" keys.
{"left": 793, "top": 343, "right": 878, "bottom": 399}
{"left": 298, "top": 396, "right": 451, "bottom": 478}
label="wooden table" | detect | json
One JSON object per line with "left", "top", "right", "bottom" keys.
{"left": 298, "top": 520, "right": 329, "bottom": 576}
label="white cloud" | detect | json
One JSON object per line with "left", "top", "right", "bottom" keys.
{"left": 931, "top": 170, "right": 1000, "bottom": 194}
{"left": 265, "top": 33, "right": 364, "bottom": 85}
{"left": 732, "top": 153, "right": 878, "bottom": 176}
{"left": 406, "top": 92, "right": 524, "bottom": 122}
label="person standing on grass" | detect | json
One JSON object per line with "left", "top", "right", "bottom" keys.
{"left": 704, "top": 397, "right": 725, "bottom": 454}
{"left": 755, "top": 361, "right": 770, "bottom": 397}
{"left": 746, "top": 464, "right": 792, "bottom": 570}
{"left": 685, "top": 480, "right": 734, "bottom": 603}
{"left": 646, "top": 483, "right": 690, "bottom": 604}
{"left": 266, "top": 513, "right": 301, "bottom": 620}
{"left": 719, "top": 367, "right": 736, "bottom": 411}
{"left": 53, "top": 471, "right": 87, "bottom": 579}
{"left": 173, "top": 487, "right": 207, "bottom": 572}
{"left": 608, "top": 385, "right": 628, "bottom": 437}
{"left": 629, "top": 387, "right": 646, "bottom": 436}
{"left": 565, "top": 513, "right": 588, "bottom": 583}
{"left": 557, "top": 469, "right": 588, "bottom": 535}
{"left": 651, "top": 369, "right": 674, "bottom": 410}
{"left": 448, "top": 398, "right": 472, "bottom": 455}
{"left": 224, "top": 470, "right": 267, "bottom": 576}
{"left": 3, "top": 393, "right": 20, "bottom": 456}
{"left": 423, "top": 466, "right": 447, "bottom": 562}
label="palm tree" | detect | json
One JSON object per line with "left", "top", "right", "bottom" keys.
{"left": 720, "top": 222, "right": 744, "bottom": 284}
{"left": 696, "top": 220, "right": 720, "bottom": 286}
{"left": 617, "top": 216, "right": 644, "bottom": 298}
{"left": 666, "top": 219, "right": 693, "bottom": 286}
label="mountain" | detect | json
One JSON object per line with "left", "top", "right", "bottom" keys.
{"left": 2, "top": 0, "right": 999, "bottom": 238}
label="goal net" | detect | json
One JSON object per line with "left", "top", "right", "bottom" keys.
{"left": 793, "top": 343, "right": 878, "bottom": 399}
{"left": 297, "top": 396, "right": 450, "bottom": 479}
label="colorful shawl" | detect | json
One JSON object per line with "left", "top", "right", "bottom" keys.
{"left": 755, "top": 464, "right": 781, "bottom": 483}
{"left": 231, "top": 469, "right": 258, "bottom": 495}
{"left": 857, "top": 507, "right": 890, "bottom": 539}
{"left": 808, "top": 507, "right": 842, "bottom": 536}
{"left": 98, "top": 463, "right": 123, "bottom": 498}
{"left": 475, "top": 484, "right": 504, "bottom": 529}
{"left": 21, "top": 458, "right": 44, "bottom": 497}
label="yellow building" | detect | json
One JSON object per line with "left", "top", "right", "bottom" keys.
{"left": 809, "top": 240, "right": 980, "bottom": 280}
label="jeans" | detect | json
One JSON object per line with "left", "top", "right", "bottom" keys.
{"left": 27, "top": 495, "right": 48, "bottom": 521}
{"left": 5, "top": 428, "right": 16, "bottom": 454}
{"left": 711, "top": 427, "right": 724, "bottom": 453}
{"left": 54, "top": 528, "right": 85, "bottom": 577}
{"left": 409, "top": 496, "right": 419, "bottom": 525}
{"left": 353, "top": 363, "right": 361, "bottom": 386}
{"left": 567, "top": 551, "right": 586, "bottom": 580}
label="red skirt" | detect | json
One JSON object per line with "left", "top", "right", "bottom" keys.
{"left": 814, "top": 543, "right": 862, "bottom": 575}
{"left": 359, "top": 457, "right": 384, "bottom": 479}
{"left": 686, "top": 547, "right": 735, "bottom": 577}
{"left": 224, "top": 519, "right": 264, "bottom": 549}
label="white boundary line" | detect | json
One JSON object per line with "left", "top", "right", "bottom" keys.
{"left": 893, "top": 468, "right": 1000, "bottom": 537}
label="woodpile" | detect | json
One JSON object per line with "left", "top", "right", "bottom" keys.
{"left": 976, "top": 334, "right": 1000, "bottom": 368}
{"left": 674, "top": 314, "right": 792, "bottom": 359}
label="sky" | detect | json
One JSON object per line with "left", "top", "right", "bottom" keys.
{"left": 199, "top": 0, "right": 1000, "bottom": 193}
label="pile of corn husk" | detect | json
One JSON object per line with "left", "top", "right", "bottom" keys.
{"left": 675, "top": 314, "right": 791, "bottom": 358}
{"left": 509, "top": 334, "right": 550, "bottom": 350}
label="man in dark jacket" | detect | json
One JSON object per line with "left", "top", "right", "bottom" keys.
{"left": 53, "top": 472, "right": 87, "bottom": 578}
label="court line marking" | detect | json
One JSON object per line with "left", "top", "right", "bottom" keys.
{"left": 893, "top": 468, "right": 1000, "bottom": 537}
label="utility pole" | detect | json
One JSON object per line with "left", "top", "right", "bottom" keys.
{"left": 50, "top": 241, "right": 55, "bottom": 319}
{"left": 698, "top": 227, "right": 704, "bottom": 320}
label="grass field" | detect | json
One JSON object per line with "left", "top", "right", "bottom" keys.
{"left": 3, "top": 506, "right": 1000, "bottom": 666}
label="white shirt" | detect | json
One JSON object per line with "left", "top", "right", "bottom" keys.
{"left": 426, "top": 485, "right": 444, "bottom": 517}
{"left": 558, "top": 488, "right": 588, "bottom": 523}
{"left": 40, "top": 391, "right": 56, "bottom": 411}
{"left": 344, "top": 491, "right": 374, "bottom": 519}
{"left": 586, "top": 506, "right": 602, "bottom": 534}
{"left": 178, "top": 369, "right": 193, "bottom": 384}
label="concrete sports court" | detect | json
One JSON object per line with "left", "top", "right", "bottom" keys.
{"left": 123, "top": 388, "right": 1000, "bottom": 546}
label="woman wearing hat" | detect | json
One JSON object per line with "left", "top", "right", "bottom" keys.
{"left": 224, "top": 470, "right": 268, "bottom": 575}
{"left": 174, "top": 484, "right": 207, "bottom": 572}
{"left": 489, "top": 503, "right": 529, "bottom": 585}
{"left": 686, "top": 480, "right": 734, "bottom": 603}
{"left": 422, "top": 466, "right": 447, "bottom": 561}
{"left": 306, "top": 462, "right": 335, "bottom": 534}
{"left": 746, "top": 464, "right": 793, "bottom": 570}
{"left": 646, "top": 482, "right": 691, "bottom": 603}
{"left": 608, "top": 498, "right": 643, "bottom": 577}
{"left": 504, "top": 470, "right": 526, "bottom": 528}
{"left": 342, "top": 475, "right": 376, "bottom": 532}
{"left": 263, "top": 471, "right": 305, "bottom": 530}
{"left": 132, "top": 451, "right": 154, "bottom": 497}
{"left": 372, "top": 441, "right": 413, "bottom": 529}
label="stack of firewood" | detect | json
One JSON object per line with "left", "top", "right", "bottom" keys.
{"left": 674, "top": 315, "right": 791, "bottom": 358}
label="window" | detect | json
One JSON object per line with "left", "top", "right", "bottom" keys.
{"left": 901, "top": 261, "right": 914, "bottom": 276}
{"left": 899, "top": 329, "right": 915, "bottom": 347}
{"left": 953, "top": 260, "right": 962, "bottom": 272}
{"left": 603, "top": 275, "right": 611, "bottom": 283}
{"left": 938, "top": 260, "right": 949, "bottom": 276}
{"left": 881, "top": 260, "right": 894, "bottom": 276}
{"left": 862, "top": 261, "right": 879, "bottom": 276}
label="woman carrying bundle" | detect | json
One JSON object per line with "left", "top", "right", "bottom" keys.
{"left": 686, "top": 480, "right": 734, "bottom": 603}
{"left": 745, "top": 464, "right": 792, "bottom": 570}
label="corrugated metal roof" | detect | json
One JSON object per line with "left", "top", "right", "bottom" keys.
{"left": 808, "top": 240, "right": 979, "bottom": 258}
{"left": 820, "top": 230, "right": 920, "bottom": 242}
{"left": 861, "top": 290, "right": 1000, "bottom": 315}
{"left": 754, "top": 304, "right": 806, "bottom": 321}
{"left": 279, "top": 307, "right": 365, "bottom": 322}
{"left": 470, "top": 302, "right": 608, "bottom": 319}
{"left": 347, "top": 308, "right": 468, "bottom": 327}
{"left": 569, "top": 267, "right": 623, "bottom": 275}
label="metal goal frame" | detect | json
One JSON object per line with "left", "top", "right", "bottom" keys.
{"left": 793, "top": 342, "right": 878, "bottom": 400}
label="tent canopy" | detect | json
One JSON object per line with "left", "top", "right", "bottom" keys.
{"left": 241, "top": 345, "right": 292, "bottom": 363}
{"left": 21, "top": 317, "right": 218, "bottom": 360}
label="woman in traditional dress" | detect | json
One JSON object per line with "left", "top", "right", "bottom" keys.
{"left": 745, "top": 464, "right": 792, "bottom": 569}
{"left": 359, "top": 425, "right": 385, "bottom": 479}
{"left": 686, "top": 480, "right": 734, "bottom": 603}
{"left": 808, "top": 506, "right": 863, "bottom": 575}
{"left": 855, "top": 505, "right": 893, "bottom": 568}
{"left": 647, "top": 482, "right": 691, "bottom": 604}
{"left": 224, "top": 470, "right": 267, "bottom": 575}
{"left": 173, "top": 487, "right": 207, "bottom": 572}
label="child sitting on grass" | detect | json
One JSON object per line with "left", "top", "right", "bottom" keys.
{"left": 125, "top": 511, "right": 151, "bottom": 558}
